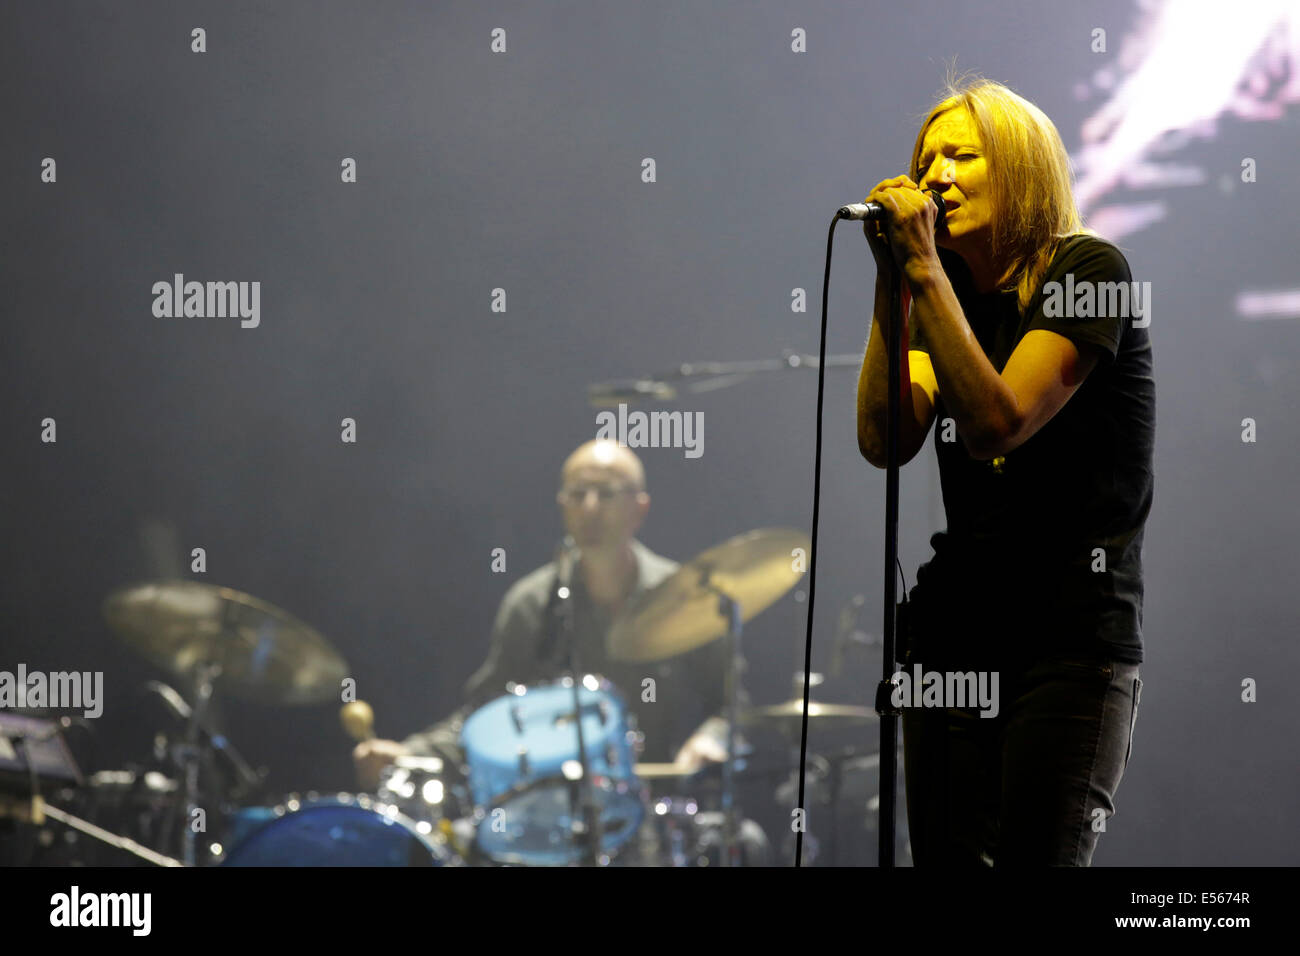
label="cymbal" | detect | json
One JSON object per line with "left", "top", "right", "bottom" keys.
{"left": 634, "top": 762, "right": 700, "bottom": 779}
{"left": 103, "top": 581, "right": 348, "bottom": 705}
{"left": 608, "top": 528, "right": 809, "bottom": 663}
{"left": 740, "top": 697, "right": 877, "bottom": 729}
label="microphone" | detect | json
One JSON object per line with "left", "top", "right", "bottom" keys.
{"left": 838, "top": 188, "right": 946, "bottom": 226}
{"left": 556, "top": 534, "right": 579, "bottom": 590}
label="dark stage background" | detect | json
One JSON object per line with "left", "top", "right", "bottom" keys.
{"left": 3, "top": 0, "right": 1298, "bottom": 865}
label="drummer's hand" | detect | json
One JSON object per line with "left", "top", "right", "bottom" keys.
{"left": 352, "top": 738, "right": 407, "bottom": 791}
{"left": 672, "top": 732, "right": 727, "bottom": 774}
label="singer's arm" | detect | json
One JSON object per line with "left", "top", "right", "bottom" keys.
{"left": 903, "top": 258, "right": 1098, "bottom": 460}
{"left": 857, "top": 271, "right": 940, "bottom": 468}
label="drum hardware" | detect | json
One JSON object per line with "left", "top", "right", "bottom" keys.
{"left": 544, "top": 534, "right": 605, "bottom": 865}
{"left": 26, "top": 800, "right": 185, "bottom": 868}
{"left": 376, "top": 756, "right": 461, "bottom": 834}
{"left": 646, "top": 796, "right": 768, "bottom": 868}
{"left": 104, "top": 580, "right": 350, "bottom": 864}
{"left": 744, "top": 673, "right": 883, "bottom": 865}
{"left": 773, "top": 748, "right": 891, "bottom": 866}
{"left": 609, "top": 527, "right": 811, "bottom": 866}
{"left": 650, "top": 795, "right": 701, "bottom": 866}
{"left": 144, "top": 680, "right": 263, "bottom": 800}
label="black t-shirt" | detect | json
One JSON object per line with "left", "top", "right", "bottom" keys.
{"left": 907, "top": 234, "right": 1155, "bottom": 666}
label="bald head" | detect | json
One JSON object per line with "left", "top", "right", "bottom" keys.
{"left": 556, "top": 439, "right": 650, "bottom": 551}
{"left": 560, "top": 439, "right": 645, "bottom": 492}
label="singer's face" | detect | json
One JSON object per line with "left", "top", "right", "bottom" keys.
{"left": 917, "top": 109, "right": 991, "bottom": 250}
{"left": 556, "top": 441, "right": 649, "bottom": 550}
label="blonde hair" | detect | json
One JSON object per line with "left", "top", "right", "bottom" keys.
{"left": 909, "top": 75, "right": 1089, "bottom": 314}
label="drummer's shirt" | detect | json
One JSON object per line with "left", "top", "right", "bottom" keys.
{"left": 404, "top": 539, "right": 742, "bottom": 764}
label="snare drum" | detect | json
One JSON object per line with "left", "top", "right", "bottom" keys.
{"left": 460, "top": 675, "right": 644, "bottom": 865}
{"left": 221, "top": 793, "right": 453, "bottom": 867}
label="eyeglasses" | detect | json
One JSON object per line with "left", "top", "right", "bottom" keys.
{"left": 556, "top": 484, "right": 638, "bottom": 505}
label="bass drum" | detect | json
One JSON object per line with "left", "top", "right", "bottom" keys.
{"left": 221, "top": 793, "right": 454, "bottom": 867}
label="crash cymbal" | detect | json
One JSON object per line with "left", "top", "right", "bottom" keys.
{"left": 608, "top": 528, "right": 809, "bottom": 662}
{"left": 103, "top": 581, "right": 348, "bottom": 705}
{"left": 740, "top": 697, "right": 877, "bottom": 729}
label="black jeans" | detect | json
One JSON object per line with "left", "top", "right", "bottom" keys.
{"left": 901, "top": 650, "right": 1142, "bottom": 867}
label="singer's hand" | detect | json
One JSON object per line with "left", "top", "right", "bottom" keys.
{"left": 861, "top": 176, "right": 909, "bottom": 270}
{"left": 862, "top": 176, "right": 939, "bottom": 275}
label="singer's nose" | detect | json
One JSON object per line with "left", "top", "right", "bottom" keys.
{"left": 923, "top": 158, "right": 955, "bottom": 191}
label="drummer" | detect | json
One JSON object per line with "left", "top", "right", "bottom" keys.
{"left": 354, "top": 438, "right": 739, "bottom": 791}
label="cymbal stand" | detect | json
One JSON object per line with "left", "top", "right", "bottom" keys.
{"left": 699, "top": 571, "right": 742, "bottom": 868}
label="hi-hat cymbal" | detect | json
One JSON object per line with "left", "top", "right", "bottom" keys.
{"left": 103, "top": 581, "right": 348, "bottom": 705}
{"left": 740, "top": 697, "right": 877, "bottom": 730}
{"left": 608, "top": 528, "right": 809, "bottom": 663}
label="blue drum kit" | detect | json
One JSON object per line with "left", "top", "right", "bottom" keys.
{"left": 460, "top": 676, "right": 644, "bottom": 865}
{"left": 211, "top": 670, "right": 742, "bottom": 867}
{"left": 7, "top": 532, "right": 907, "bottom": 867}
{"left": 212, "top": 672, "right": 695, "bottom": 867}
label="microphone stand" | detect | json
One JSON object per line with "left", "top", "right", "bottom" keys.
{"left": 793, "top": 192, "right": 941, "bottom": 868}
{"left": 552, "top": 540, "right": 604, "bottom": 866}
{"left": 873, "top": 264, "right": 905, "bottom": 868}
{"left": 861, "top": 190, "right": 943, "bottom": 868}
